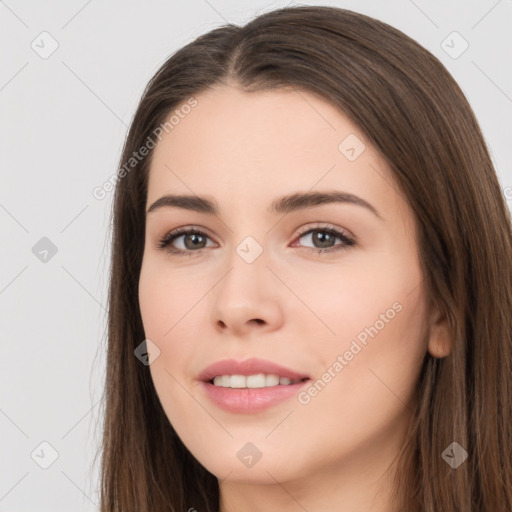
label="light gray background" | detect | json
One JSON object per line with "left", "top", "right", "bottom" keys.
{"left": 1, "top": 0, "right": 511, "bottom": 510}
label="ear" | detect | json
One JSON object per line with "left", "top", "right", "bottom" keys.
{"left": 426, "top": 299, "right": 452, "bottom": 359}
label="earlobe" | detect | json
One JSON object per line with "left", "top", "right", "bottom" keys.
{"left": 426, "top": 302, "right": 452, "bottom": 358}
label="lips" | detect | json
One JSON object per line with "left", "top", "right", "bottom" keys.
{"left": 198, "top": 358, "right": 311, "bottom": 413}
{"left": 198, "top": 357, "right": 310, "bottom": 383}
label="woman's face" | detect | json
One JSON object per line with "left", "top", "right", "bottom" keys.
{"left": 138, "top": 84, "right": 442, "bottom": 490}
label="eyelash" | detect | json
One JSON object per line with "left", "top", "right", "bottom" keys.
{"left": 157, "top": 225, "right": 355, "bottom": 257}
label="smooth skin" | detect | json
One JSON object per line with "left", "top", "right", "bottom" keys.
{"left": 138, "top": 84, "right": 451, "bottom": 511}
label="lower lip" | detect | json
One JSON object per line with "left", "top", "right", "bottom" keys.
{"left": 201, "top": 380, "right": 310, "bottom": 413}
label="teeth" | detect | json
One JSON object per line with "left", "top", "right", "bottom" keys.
{"left": 212, "top": 374, "right": 301, "bottom": 388}
{"left": 230, "top": 375, "right": 246, "bottom": 388}
{"left": 266, "top": 374, "right": 279, "bottom": 386}
{"left": 247, "top": 374, "right": 266, "bottom": 388}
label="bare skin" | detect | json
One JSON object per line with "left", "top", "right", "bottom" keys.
{"left": 138, "top": 84, "right": 450, "bottom": 511}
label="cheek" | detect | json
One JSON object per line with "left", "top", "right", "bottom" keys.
{"left": 293, "top": 291, "right": 428, "bottom": 457}
{"left": 138, "top": 267, "right": 203, "bottom": 445}
{"left": 138, "top": 282, "right": 170, "bottom": 340}
{"left": 138, "top": 258, "right": 199, "bottom": 340}
{"left": 298, "top": 251, "right": 428, "bottom": 407}
{"left": 328, "top": 289, "right": 428, "bottom": 416}
{"left": 138, "top": 260, "right": 206, "bottom": 399}
{"left": 281, "top": 251, "right": 424, "bottom": 349}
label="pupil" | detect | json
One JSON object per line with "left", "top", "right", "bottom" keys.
{"left": 185, "top": 233, "right": 205, "bottom": 250}
{"left": 314, "top": 231, "right": 334, "bottom": 248}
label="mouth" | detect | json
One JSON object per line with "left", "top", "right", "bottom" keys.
{"left": 198, "top": 358, "right": 311, "bottom": 413}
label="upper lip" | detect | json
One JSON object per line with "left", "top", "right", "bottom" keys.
{"left": 198, "top": 358, "right": 310, "bottom": 383}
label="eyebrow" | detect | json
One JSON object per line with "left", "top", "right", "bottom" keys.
{"left": 146, "top": 190, "right": 382, "bottom": 219}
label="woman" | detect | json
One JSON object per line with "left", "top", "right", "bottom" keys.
{"left": 100, "top": 5, "right": 512, "bottom": 511}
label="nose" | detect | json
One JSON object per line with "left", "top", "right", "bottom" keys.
{"left": 210, "top": 248, "right": 284, "bottom": 337}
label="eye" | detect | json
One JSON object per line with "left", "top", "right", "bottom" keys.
{"left": 157, "top": 227, "right": 215, "bottom": 256}
{"left": 293, "top": 225, "right": 355, "bottom": 253}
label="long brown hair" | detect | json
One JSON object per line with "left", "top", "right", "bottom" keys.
{"left": 100, "top": 6, "right": 512, "bottom": 511}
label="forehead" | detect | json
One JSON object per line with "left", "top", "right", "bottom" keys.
{"left": 146, "top": 84, "right": 410, "bottom": 223}
{"left": 151, "top": 84, "right": 358, "bottom": 168}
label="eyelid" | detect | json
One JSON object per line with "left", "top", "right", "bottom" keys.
{"left": 294, "top": 222, "right": 355, "bottom": 241}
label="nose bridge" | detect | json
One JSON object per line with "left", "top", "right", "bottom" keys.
{"left": 219, "top": 232, "right": 270, "bottom": 299}
{"left": 210, "top": 231, "right": 283, "bottom": 332}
